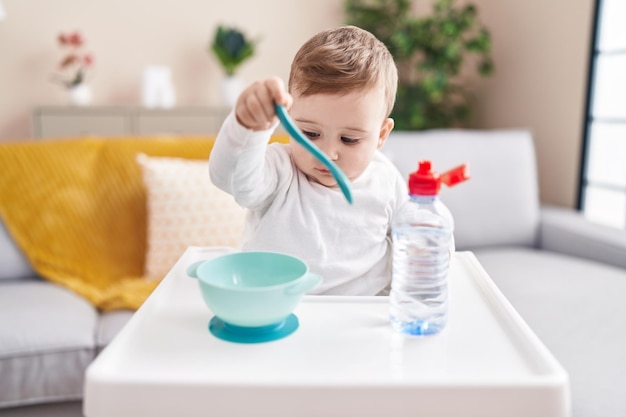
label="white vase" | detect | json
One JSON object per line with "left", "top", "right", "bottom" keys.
{"left": 142, "top": 66, "right": 176, "bottom": 108}
{"left": 220, "top": 76, "right": 244, "bottom": 108}
{"left": 69, "top": 84, "right": 92, "bottom": 106}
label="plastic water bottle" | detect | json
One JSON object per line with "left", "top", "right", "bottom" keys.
{"left": 390, "top": 161, "right": 469, "bottom": 336}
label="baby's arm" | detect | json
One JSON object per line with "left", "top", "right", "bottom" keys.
{"left": 209, "top": 78, "right": 293, "bottom": 208}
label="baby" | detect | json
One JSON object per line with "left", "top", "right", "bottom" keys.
{"left": 209, "top": 25, "right": 407, "bottom": 295}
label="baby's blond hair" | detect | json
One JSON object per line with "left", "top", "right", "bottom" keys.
{"left": 288, "top": 26, "right": 398, "bottom": 118}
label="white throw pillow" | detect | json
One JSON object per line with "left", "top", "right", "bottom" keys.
{"left": 136, "top": 154, "right": 245, "bottom": 280}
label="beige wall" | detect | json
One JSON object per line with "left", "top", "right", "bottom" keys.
{"left": 0, "top": 0, "right": 595, "bottom": 208}
{"left": 0, "top": 0, "right": 343, "bottom": 139}
{"left": 470, "top": 0, "right": 595, "bottom": 208}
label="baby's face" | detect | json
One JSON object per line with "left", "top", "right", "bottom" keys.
{"left": 288, "top": 86, "right": 393, "bottom": 188}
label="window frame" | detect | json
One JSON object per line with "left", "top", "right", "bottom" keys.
{"left": 578, "top": 0, "right": 626, "bottom": 229}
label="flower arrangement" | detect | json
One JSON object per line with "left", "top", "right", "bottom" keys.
{"left": 53, "top": 31, "right": 93, "bottom": 89}
{"left": 210, "top": 26, "right": 257, "bottom": 77}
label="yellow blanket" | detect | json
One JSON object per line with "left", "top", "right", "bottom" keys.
{"left": 0, "top": 136, "right": 218, "bottom": 311}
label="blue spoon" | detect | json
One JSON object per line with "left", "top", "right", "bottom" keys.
{"left": 274, "top": 104, "right": 353, "bottom": 204}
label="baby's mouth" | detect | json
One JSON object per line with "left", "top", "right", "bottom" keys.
{"left": 314, "top": 167, "right": 331, "bottom": 175}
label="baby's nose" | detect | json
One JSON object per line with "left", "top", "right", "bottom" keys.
{"left": 317, "top": 140, "right": 339, "bottom": 160}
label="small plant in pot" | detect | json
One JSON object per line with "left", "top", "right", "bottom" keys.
{"left": 210, "top": 25, "right": 258, "bottom": 106}
{"left": 345, "top": 0, "right": 494, "bottom": 130}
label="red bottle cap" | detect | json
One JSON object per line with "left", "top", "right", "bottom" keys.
{"left": 408, "top": 161, "right": 470, "bottom": 196}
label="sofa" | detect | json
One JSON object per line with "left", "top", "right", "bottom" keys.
{"left": 1, "top": 129, "right": 625, "bottom": 417}
{"left": 0, "top": 136, "right": 245, "bottom": 417}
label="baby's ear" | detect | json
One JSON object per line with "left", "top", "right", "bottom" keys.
{"left": 377, "top": 118, "right": 394, "bottom": 149}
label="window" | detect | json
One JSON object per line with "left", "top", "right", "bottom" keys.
{"left": 579, "top": 0, "right": 626, "bottom": 229}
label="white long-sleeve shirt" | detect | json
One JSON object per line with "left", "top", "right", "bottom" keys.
{"left": 209, "top": 112, "right": 408, "bottom": 295}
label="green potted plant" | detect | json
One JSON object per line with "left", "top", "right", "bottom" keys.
{"left": 210, "top": 25, "right": 258, "bottom": 106}
{"left": 345, "top": 0, "right": 494, "bottom": 130}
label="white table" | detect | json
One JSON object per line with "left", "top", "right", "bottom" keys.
{"left": 84, "top": 247, "right": 570, "bottom": 417}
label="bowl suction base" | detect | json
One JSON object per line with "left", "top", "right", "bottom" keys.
{"left": 208, "top": 314, "right": 299, "bottom": 343}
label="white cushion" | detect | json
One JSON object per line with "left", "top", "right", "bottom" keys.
{"left": 383, "top": 129, "right": 540, "bottom": 249}
{"left": 0, "top": 218, "right": 36, "bottom": 280}
{"left": 136, "top": 154, "right": 246, "bottom": 280}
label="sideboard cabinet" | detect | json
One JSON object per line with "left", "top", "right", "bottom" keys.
{"left": 32, "top": 106, "right": 231, "bottom": 138}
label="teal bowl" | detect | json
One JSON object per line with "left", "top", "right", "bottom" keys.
{"left": 187, "top": 252, "right": 322, "bottom": 328}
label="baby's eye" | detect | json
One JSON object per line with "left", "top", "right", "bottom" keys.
{"left": 303, "top": 130, "right": 320, "bottom": 139}
{"left": 341, "top": 136, "right": 360, "bottom": 145}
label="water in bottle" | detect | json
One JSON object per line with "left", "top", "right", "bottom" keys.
{"left": 390, "top": 161, "right": 469, "bottom": 336}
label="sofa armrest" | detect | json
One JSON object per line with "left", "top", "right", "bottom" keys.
{"left": 539, "top": 205, "right": 626, "bottom": 270}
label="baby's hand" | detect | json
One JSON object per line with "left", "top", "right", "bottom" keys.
{"left": 235, "top": 77, "right": 293, "bottom": 131}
